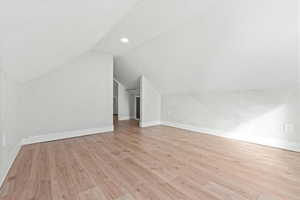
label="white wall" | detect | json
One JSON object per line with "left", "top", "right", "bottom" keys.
{"left": 19, "top": 52, "right": 113, "bottom": 140}
{"left": 2, "top": 76, "right": 21, "bottom": 153}
{"left": 0, "top": 51, "right": 114, "bottom": 186}
{"left": 162, "top": 89, "right": 300, "bottom": 151}
{"left": 140, "top": 76, "right": 161, "bottom": 127}
{"left": 117, "top": 82, "right": 131, "bottom": 120}
{"left": 0, "top": 69, "right": 22, "bottom": 186}
{"left": 0, "top": 135, "right": 3, "bottom": 185}
{"left": 0, "top": 69, "right": 4, "bottom": 184}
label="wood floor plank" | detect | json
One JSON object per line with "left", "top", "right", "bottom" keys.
{"left": 78, "top": 187, "right": 107, "bottom": 200}
{"left": 1, "top": 120, "right": 300, "bottom": 200}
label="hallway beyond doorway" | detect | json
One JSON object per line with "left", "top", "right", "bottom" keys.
{"left": 113, "top": 114, "right": 139, "bottom": 130}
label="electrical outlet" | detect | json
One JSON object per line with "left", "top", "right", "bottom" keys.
{"left": 283, "top": 123, "right": 294, "bottom": 133}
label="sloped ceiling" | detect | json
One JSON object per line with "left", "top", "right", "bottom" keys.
{"left": 96, "top": 0, "right": 298, "bottom": 94}
{"left": 0, "top": 0, "right": 138, "bottom": 82}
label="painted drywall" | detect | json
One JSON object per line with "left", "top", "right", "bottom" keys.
{"left": 0, "top": 0, "right": 138, "bottom": 83}
{"left": 19, "top": 52, "right": 113, "bottom": 140}
{"left": 1, "top": 75, "right": 21, "bottom": 153}
{"left": 99, "top": 0, "right": 297, "bottom": 93}
{"left": 0, "top": 134, "right": 3, "bottom": 185}
{"left": 96, "top": 0, "right": 218, "bottom": 55}
{"left": 0, "top": 69, "right": 4, "bottom": 183}
{"left": 298, "top": 0, "right": 300, "bottom": 87}
{"left": 162, "top": 89, "right": 300, "bottom": 150}
{"left": 0, "top": 69, "right": 22, "bottom": 186}
{"left": 117, "top": 81, "right": 131, "bottom": 120}
{"left": 140, "top": 76, "right": 161, "bottom": 127}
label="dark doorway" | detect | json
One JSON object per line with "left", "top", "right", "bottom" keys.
{"left": 136, "top": 97, "right": 140, "bottom": 119}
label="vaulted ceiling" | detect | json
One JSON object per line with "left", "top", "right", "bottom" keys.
{"left": 1, "top": 0, "right": 298, "bottom": 93}
{"left": 0, "top": 0, "right": 138, "bottom": 82}
{"left": 96, "top": 0, "right": 298, "bottom": 94}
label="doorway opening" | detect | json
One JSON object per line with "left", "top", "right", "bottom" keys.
{"left": 113, "top": 79, "right": 140, "bottom": 130}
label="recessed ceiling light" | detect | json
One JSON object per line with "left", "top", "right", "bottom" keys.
{"left": 120, "top": 37, "right": 129, "bottom": 43}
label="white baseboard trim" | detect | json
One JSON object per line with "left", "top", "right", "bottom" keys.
{"left": 140, "top": 121, "right": 161, "bottom": 128}
{"left": 0, "top": 143, "right": 22, "bottom": 187}
{"left": 161, "top": 121, "right": 300, "bottom": 152}
{"left": 0, "top": 126, "right": 113, "bottom": 188}
{"left": 22, "top": 126, "right": 114, "bottom": 145}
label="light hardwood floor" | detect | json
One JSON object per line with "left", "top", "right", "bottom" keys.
{"left": 1, "top": 120, "right": 300, "bottom": 200}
